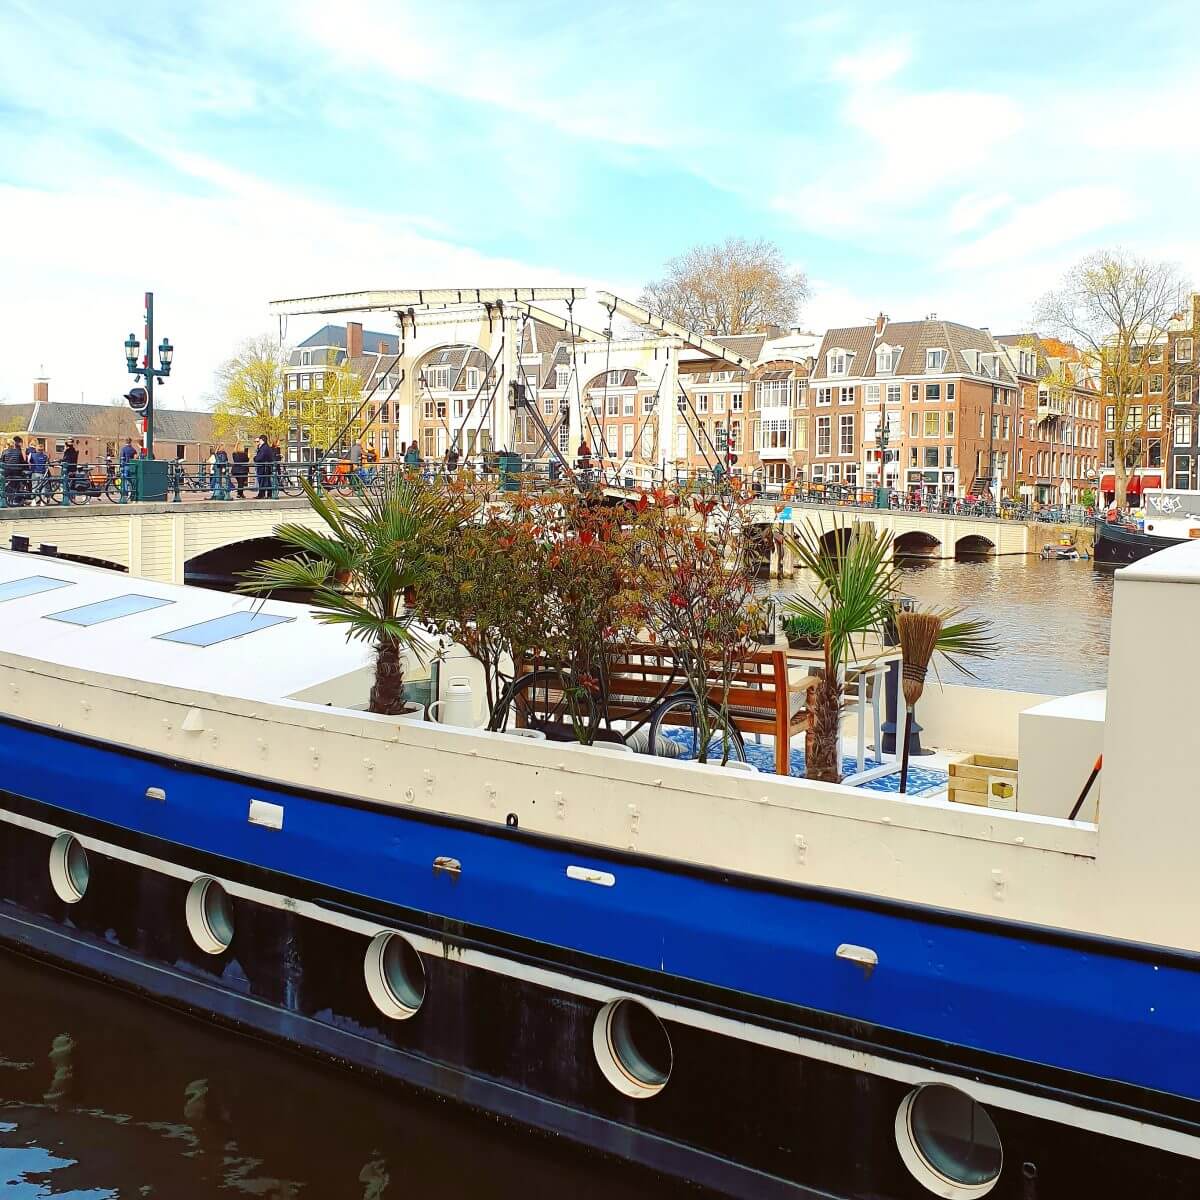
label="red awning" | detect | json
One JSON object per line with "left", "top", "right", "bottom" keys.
{"left": 1099, "top": 473, "right": 1162, "bottom": 493}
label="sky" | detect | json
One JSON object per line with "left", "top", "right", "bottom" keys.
{"left": 1, "top": 0, "right": 1198, "bottom": 410}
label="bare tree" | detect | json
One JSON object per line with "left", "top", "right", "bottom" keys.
{"left": 1036, "top": 249, "right": 1190, "bottom": 506}
{"left": 639, "top": 237, "right": 808, "bottom": 335}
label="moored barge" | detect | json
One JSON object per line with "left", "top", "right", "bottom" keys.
{"left": 1, "top": 546, "right": 1199, "bottom": 1198}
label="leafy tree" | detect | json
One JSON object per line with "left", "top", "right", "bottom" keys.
{"left": 639, "top": 237, "right": 809, "bottom": 335}
{"left": 213, "top": 334, "right": 289, "bottom": 445}
{"left": 296, "top": 354, "right": 365, "bottom": 454}
{"left": 237, "top": 475, "right": 479, "bottom": 714}
{"left": 1036, "top": 250, "right": 1190, "bottom": 506}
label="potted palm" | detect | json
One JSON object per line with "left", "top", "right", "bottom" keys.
{"left": 238, "top": 474, "right": 478, "bottom": 715}
{"left": 783, "top": 519, "right": 899, "bottom": 783}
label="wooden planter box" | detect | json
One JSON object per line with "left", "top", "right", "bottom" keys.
{"left": 948, "top": 754, "right": 1018, "bottom": 810}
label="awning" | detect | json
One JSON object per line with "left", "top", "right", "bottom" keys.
{"left": 1100, "top": 473, "right": 1162, "bottom": 493}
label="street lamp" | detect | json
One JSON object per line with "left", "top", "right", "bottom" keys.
{"left": 122, "top": 292, "right": 172, "bottom": 458}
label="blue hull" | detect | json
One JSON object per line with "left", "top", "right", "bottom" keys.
{"left": 1, "top": 715, "right": 1199, "bottom": 1196}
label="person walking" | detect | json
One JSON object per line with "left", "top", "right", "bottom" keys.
{"left": 349, "top": 440, "right": 366, "bottom": 487}
{"left": 28, "top": 443, "right": 48, "bottom": 504}
{"left": 61, "top": 439, "right": 79, "bottom": 498}
{"left": 403, "top": 442, "right": 420, "bottom": 471}
{"left": 253, "top": 435, "right": 272, "bottom": 499}
{"left": 1, "top": 439, "right": 23, "bottom": 505}
{"left": 210, "top": 444, "right": 229, "bottom": 499}
{"left": 445, "top": 446, "right": 460, "bottom": 475}
{"left": 231, "top": 444, "right": 249, "bottom": 499}
{"left": 119, "top": 437, "right": 137, "bottom": 498}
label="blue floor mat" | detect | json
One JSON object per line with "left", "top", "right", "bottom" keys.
{"left": 662, "top": 731, "right": 948, "bottom": 796}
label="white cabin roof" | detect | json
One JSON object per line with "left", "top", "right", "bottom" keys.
{"left": 0, "top": 551, "right": 373, "bottom": 701}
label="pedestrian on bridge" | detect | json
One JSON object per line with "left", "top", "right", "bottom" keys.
{"left": 231, "top": 445, "right": 249, "bottom": 499}
{"left": 253, "top": 435, "right": 272, "bottom": 499}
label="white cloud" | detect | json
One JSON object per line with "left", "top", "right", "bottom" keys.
{"left": 946, "top": 193, "right": 1012, "bottom": 235}
{"left": 831, "top": 41, "right": 912, "bottom": 83}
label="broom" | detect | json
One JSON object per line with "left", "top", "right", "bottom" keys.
{"left": 896, "top": 610, "right": 944, "bottom": 793}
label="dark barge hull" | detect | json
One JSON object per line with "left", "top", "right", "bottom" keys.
{"left": 1094, "top": 519, "right": 1187, "bottom": 565}
{"left": 3, "top": 719, "right": 1200, "bottom": 1198}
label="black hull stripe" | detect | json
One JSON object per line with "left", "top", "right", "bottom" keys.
{"left": 4, "top": 787, "right": 1200, "bottom": 1140}
{"left": 0, "top": 711, "right": 1196, "bottom": 971}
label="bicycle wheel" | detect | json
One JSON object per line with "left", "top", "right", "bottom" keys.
{"left": 103, "top": 478, "right": 123, "bottom": 502}
{"left": 646, "top": 694, "right": 746, "bottom": 764}
{"left": 493, "top": 670, "right": 596, "bottom": 739}
{"left": 69, "top": 479, "right": 91, "bottom": 504}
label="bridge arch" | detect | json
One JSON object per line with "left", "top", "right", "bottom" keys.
{"left": 893, "top": 530, "right": 942, "bottom": 558}
{"left": 413, "top": 342, "right": 500, "bottom": 463}
{"left": 955, "top": 534, "right": 996, "bottom": 558}
{"left": 819, "top": 526, "right": 853, "bottom": 558}
{"left": 184, "top": 536, "right": 296, "bottom": 593}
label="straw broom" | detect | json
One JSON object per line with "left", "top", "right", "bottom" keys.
{"left": 896, "top": 610, "right": 944, "bottom": 793}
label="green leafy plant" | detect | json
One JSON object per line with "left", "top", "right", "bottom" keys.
{"left": 237, "top": 474, "right": 479, "bottom": 714}
{"left": 782, "top": 519, "right": 899, "bottom": 783}
{"left": 782, "top": 612, "right": 824, "bottom": 641}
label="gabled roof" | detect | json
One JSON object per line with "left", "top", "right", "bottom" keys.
{"left": 1, "top": 402, "right": 212, "bottom": 444}
{"left": 812, "top": 319, "right": 1016, "bottom": 383}
{"left": 710, "top": 333, "right": 767, "bottom": 360}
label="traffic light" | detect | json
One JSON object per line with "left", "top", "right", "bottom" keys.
{"left": 124, "top": 386, "right": 149, "bottom": 412}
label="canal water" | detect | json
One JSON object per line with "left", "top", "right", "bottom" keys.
{"left": 0, "top": 951, "right": 704, "bottom": 1199}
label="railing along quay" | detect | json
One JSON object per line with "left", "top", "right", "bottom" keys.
{"left": 0, "top": 456, "right": 1096, "bottom": 526}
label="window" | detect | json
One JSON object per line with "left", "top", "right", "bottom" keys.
{"left": 979, "top": 412, "right": 985, "bottom": 437}
{"left": 1104, "top": 438, "right": 1115, "bottom": 466}
{"left": 816, "top": 416, "right": 831, "bottom": 456}
{"left": 839, "top": 414, "right": 854, "bottom": 455}
{"left": 794, "top": 418, "right": 807, "bottom": 450}
{"left": 876, "top": 346, "right": 900, "bottom": 374}
{"left": 762, "top": 418, "right": 791, "bottom": 450}
{"left": 757, "top": 378, "right": 791, "bottom": 407}
{"left": 606, "top": 395, "right": 620, "bottom": 417}
{"left": 946, "top": 411, "right": 955, "bottom": 436}
{"left": 299, "top": 373, "right": 311, "bottom": 390}
{"left": 1176, "top": 338, "right": 1193, "bottom": 363}
{"left": 1149, "top": 346, "right": 1163, "bottom": 364}
{"left": 866, "top": 383, "right": 880, "bottom": 403}
{"left": 827, "top": 463, "right": 841, "bottom": 483}
{"left": 886, "top": 383, "right": 902, "bottom": 404}
{"left": 697, "top": 393, "right": 709, "bottom": 413}
{"left": 1105, "top": 405, "right": 1115, "bottom": 431}
{"left": 1174, "top": 455, "right": 1192, "bottom": 488}
{"left": 1133, "top": 377, "right": 1144, "bottom": 397}
{"left": 712, "top": 394, "right": 724, "bottom": 413}
{"left": 992, "top": 414, "right": 1000, "bottom": 438}
{"left": 556, "top": 367, "right": 571, "bottom": 388}
{"left": 910, "top": 411, "right": 920, "bottom": 437}
{"left": 1177, "top": 376, "right": 1194, "bottom": 405}
{"left": 946, "top": 382, "right": 955, "bottom": 402}
{"left": 910, "top": 384, "right": 919, "bottom": 403}
{"left": 158, "top": 612, "right": 293, "bottom": 647}
{"left": 924, "top": 447, "right": 939, "bottom": 468}
{"left": 827, "top": 350, "right": 848, "bottom": 376}
{"left": 909, "top": 447, "right": 918, "bottom": 467}
{"left": 1149, "top": 405, "right": 1162, "bottom": 431}
{"left": 622, "top": 424, "right": 634, "bottom": 456}
{"left": 544, "top": 394, "right": 556, "bottom": 416}
{"left": 1125, "top": 405, "right": 1142, "bottom": 432}
{"left": 839, "top": 386, "right": 854, "bottom": 405}
{"left": 926, "top": 348, "right": 947, "bottom": 371}
{"left": 816, "top": 386, "right": 833, "bottom": 406}
{"left": 945, "top": 446, "right": 954, "bottom": 468}
{"left": 925, "top": 383, "right": 941, "bottom": 402}
{"left": 643, "top": 394, "right": 656, "bottom": 413}
{"left": 624, "top": 395, "right": 635, "bottom": 416}
{"left": 811, "top": 464, "right": 825, "bottom": 482}
{"left": 846, "top": 462, "right": 858, "bottom": 486}
{"left": 1150, "top": 373, "right": 1163, "bottom": 394}
{"left": 465, "top": 368, "right": 480, "bottom": 391}
{"left": 0, "top": 576, "right": 72, "bottom": 602}
{"left": 1175, "top": 412, "right": 1193, "bottom": 446}
{"left": 924, "top": 411, "right": 940, "bottom": 438}
{"left": 731, "top": 392, "right": 744, "bottom": 412}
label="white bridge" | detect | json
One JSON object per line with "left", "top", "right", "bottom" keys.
{"left": 0, "top": 495, "right": 1030, "bottom": 586}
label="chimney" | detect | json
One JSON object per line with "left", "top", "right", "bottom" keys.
{"left": 33, "top": 377, "right": 49, "bottom": 403}
{"left": 874, "top": 312, "right": 888, "bottom": 336}
{"left": 346, "top": 321, "right": 363, "bottom": 359}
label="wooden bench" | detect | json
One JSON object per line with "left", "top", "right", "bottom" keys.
{"left": 514, "top": 645, "right": 818, "bottom": 775}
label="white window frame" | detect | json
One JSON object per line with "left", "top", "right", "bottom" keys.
{"left": 838, "top": 413, "right": 854, "bottom": 456}
{"left": 816, "top": 415, "right": 832, "bottom": 457}
{"left": 926, "top": 348, "right": 947, "bottom": 371}
{"left": 1177, "top": 337, "right": 1194, "bottom": 364}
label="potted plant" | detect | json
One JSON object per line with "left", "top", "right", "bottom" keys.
{"left": 782, "top": 611, "right": 824, "bottom": 650}
{"left": 238, "top": 474, "right": 479, "bottom": 715}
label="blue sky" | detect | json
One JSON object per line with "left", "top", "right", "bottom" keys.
{"left": 1, "top": 0, "right": 1197, "bottom": 408}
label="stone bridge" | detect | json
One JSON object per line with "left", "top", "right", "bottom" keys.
{"left": 0, "top": 499, "right": 326, "bottom": 585}
{"left": 752, "top": 501, "right": 1032, "bottom": 561}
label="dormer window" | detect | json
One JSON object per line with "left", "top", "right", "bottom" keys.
{"left": 926, "top": 348, "right": 947, "bottom": 371}
{"left": 827, "top": 350, "right": 849, "bottom": 377}
{"left": 301, "top": 351, "right": 311, "bottom": 366}
{"left": 876, "top": 346, "right": 900, "bottom": 375}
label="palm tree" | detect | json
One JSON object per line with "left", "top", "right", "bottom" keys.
{"left": 238, "top": 475, "right": 478, "bottom": 715}
{"left": 783, "top": 519, "right": 899, "bottom": 783}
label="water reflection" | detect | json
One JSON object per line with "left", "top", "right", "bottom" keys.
{"left": 0, "top": 951, "right": 703, "bottom": 1199}
{"left": 770, "top": 557, "right": 1114, "bottom": 695}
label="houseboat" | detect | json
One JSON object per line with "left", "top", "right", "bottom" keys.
{"left": 1, "top": 546, "right": 1199, "bottom": 1198}
{"left": 1095, "top": 488, "right": 1200, "bottom": 564}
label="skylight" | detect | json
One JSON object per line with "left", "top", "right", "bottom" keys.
{"left": 0, "top": 576, "right": 73, "bottom": 603}
{"left": 47, "top": 594, "right": 173, "bottom": 627}
{"left": 156, "top": 611, "right": 294, "bottom": 647}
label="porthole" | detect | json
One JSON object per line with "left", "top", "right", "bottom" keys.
{"left": 185, "top": 877, "right": 235, "bottom": 955}
{"left": 364, "top": 931, "right": 426, "bottom": 1020}
{"left": 895, "top": 1084, "right": 1003, "bottom": 1198}
{"left": 592, "top": 998, "right": 673, "bottom": 1099}
{"left": 49, "top": 833, "right": 89, "bottom": 904}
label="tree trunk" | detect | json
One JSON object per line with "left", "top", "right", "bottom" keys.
{"left": 805, "top": 674, "right": 843, "bottom": 784}
{"left": 369, "top": 635, "right": 407, "bottom": 715}
{"left": 1115, "top": 458, "right": 1128, "bottom": 509}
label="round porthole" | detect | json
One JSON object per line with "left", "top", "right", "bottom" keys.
{"left": 185, "top": 877, "right": 235, "bottom": 955}
{"left": 364, "top": 931, "right": 426, "bottom": 1020}
{"left": 895, "top": 1084, "right": 1003, "bottom": 1197}
{"left": 592, "top": 998, "right": 673, "bottom": 1099}
{"left": 49, "top": 833, "right": 89, "bottom": 904}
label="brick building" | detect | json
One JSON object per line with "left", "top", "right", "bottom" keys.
{"left": 808, "top": 315, "right": 1020, "bottom": 500}
{"left": 1166, "top": 292, "right": 1200, "bottom": 489}
{"left": 0, "top": 378, "right": 213, "bottom": 468}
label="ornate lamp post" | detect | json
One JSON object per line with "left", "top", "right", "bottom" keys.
{"left": 123, "top": 292, "right": 172, "bottom": 458}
